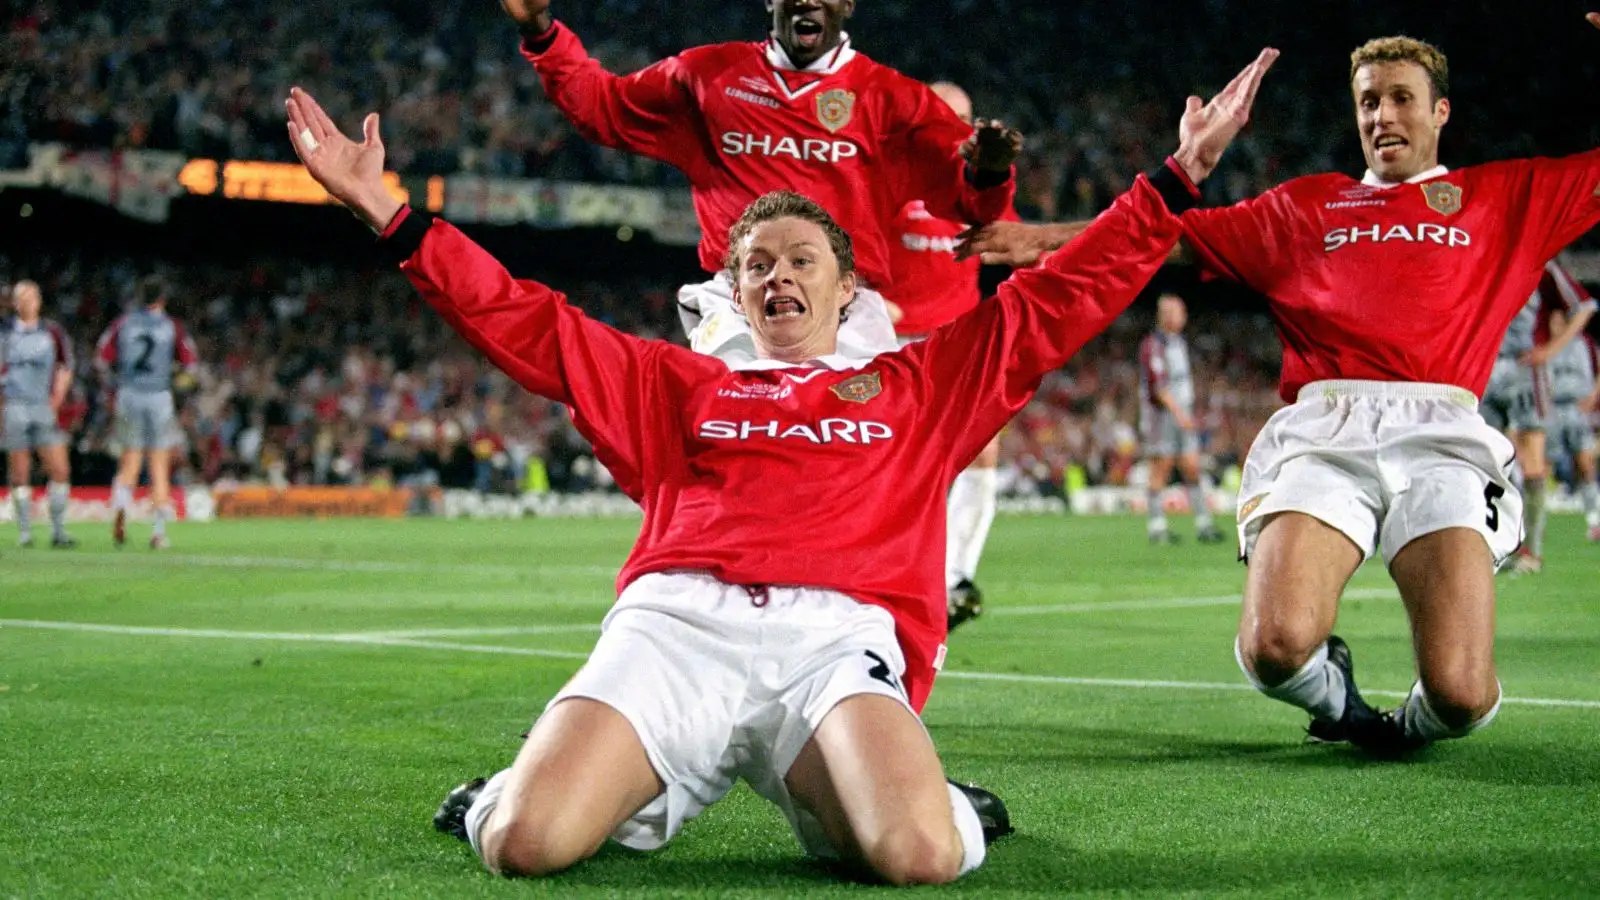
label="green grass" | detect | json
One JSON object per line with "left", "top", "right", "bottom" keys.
{"left": 2, "top": 515, "right": 1597, "bottom": 898}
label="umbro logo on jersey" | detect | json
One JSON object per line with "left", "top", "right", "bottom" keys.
{"left": 1323, "top": 223, "right": 1471, "bottom": 253}
{"left": 724, "top": 86, "right": 781, "bottom": 110}
{"left": 716, "top": 382, "right": 794, "bottom": 400}
{"left": 697, "top": 418, "right": 894, "bottom": 444}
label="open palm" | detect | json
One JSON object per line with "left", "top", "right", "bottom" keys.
{"left": 285, "top": 87, "right": 399, "bottom": 228}
{"left": 1175, "top": 49, "right": 1278, "bottom": 179}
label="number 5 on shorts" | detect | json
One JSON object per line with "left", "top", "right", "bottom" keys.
{"left": 1484, "top": 483, "right": 1506, "bottom": 531}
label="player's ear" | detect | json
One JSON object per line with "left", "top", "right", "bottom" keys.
{"left": 1433, "top": 96, "right": 1450, "bottom": 129}
{"left": 841, "top": 0, "right": 856, "bottom": 19}
{"left": 837, "top": 272, "right": 858, "bottom": 314}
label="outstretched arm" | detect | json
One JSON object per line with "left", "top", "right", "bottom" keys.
{"left": 909, "top": 49, "right": 1278, "bottom": 456}
{"left": 507, "top": 0, "right": 697, "bottom": 168}
{"left": 285, "top": 87, "right": 701, "bottom": 498}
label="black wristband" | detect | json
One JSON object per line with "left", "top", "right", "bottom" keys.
{"left": 380, "top": 208, "right": 433, "bottom": 263}
{"left": 1146, "top": 161, "right": 1200, "bottom": 215}
{"left": 965, "top": 165, "right": 1011, "bottom": 191}
{"left": 521, "top": 21, "right": 560, "bottom": 54}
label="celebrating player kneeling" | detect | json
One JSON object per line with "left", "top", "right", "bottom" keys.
{"left": 286, "top": 41, "right": 1273, "bottom": 883}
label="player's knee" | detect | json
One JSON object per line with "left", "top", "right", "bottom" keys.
{"left": 1238, "top": 623, "right": 1323, "bottom": 687}
{"left": 1420, "top": 669, "right": 1499, "bottom": 728}
{"left": 863, "top": 823, "right": 963, "bottom": 886}
{"left": 484, "top": 813, "right": 596, "bottom": 878}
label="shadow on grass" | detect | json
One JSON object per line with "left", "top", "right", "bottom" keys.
{"left": 509, "top": 840, "right": 1598, "bottom": 895}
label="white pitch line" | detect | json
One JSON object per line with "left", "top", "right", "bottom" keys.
{"left": 0, "top": 618, "right": 589, "bottom": 660}
{"left": 1, "top": 552, "right": 615, "bottom": 578}
{"left": 346, "top": 624, "right": 601, "bottom": 639}
{"left": 3, "top": 617, "right": 1596, "bottom": 710}
{"left": 993, "top": 586, "right": 1399, "bottom": 616}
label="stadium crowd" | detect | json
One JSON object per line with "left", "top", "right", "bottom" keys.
{"left": 0, "top": 248, "right": 1283, "bottom": 497}
{"left": 9, "top": 0, "right": 1597, "bottom": 217}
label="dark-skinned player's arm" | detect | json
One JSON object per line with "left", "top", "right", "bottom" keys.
{"left": 501, "top": 0, "right": 700, "bottom": 169}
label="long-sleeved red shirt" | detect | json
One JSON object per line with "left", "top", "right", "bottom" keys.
{"left": 389, "top": 165, "right": 1194, "bottom": 709}
{"left": 524, "top": 25, "right": 1014, "bottom": 297}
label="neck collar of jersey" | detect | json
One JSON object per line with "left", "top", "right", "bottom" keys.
{"left": 765, "top": 33, "right": 855, "bottom": 74}
{"left": 9, "top": 317, "right": 38, "bottom": 333}
{"left": 730, "top": 352, "right": 871, "bottom": 372}
{"left": 1361, "top": 165, "right": 1449, "bottom": 187}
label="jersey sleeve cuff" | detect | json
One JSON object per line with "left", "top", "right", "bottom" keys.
{"left": 520, "top": 21, "right": 561, "bottom": 54}
{"left": 1146, "top": 158, "right": 1202, "bottom": 215}
{"left": 379, "top": 207, "right": 433, "bottom": 263}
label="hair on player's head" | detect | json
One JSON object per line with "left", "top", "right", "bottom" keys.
{"left": 1350, "top": 36, "right": 1449, "bottom": 103}
{"left": 138, "top": 274, "right": 169, "bottom": 308}
{"left": 724, "top": 191, "right": 855, "bottom": 279}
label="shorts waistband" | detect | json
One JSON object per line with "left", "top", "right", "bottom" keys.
{"left": 1296, "top": 380, "right": 1478, "bottom": 408}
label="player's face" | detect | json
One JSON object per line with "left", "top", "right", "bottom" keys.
{"left": 735, "top": 217, "right": 857, "bottom": 361}
{"left": 12, "top": 283, "right": 41, "bottom": 322}
{"left": 931, "top": 83, "right": 973, "bottom": 126}
{"left": 1158, "top": 296, "right": 1186, "bottom": 333}
{"left": 1353, "top": 61, "right": 1450, "bottom": 182}
{"left": 769, "top": 0, "right": 854, "bottom": 67}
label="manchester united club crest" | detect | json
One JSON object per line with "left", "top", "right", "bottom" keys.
{"left": 815, "top": 89, "right": 856, "bottom": 134}
{"left": 1421, "top": 181, "right": 1463, "bottom": 216}
{"left": 829, "top": 371, "right": 881, "bottom": 404}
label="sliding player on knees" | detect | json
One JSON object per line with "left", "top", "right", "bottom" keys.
{"left": 959, "top": 21, "right": 1600, "bottom": 755}
{"left": 285, "top": 42, "right": 1274, "bottom": 882}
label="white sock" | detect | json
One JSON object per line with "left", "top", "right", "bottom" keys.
{"left": 111, "top": 480, "right": 133, "bottom": 512}
{"left": 1235, "top": 638, "right": 1347, "bottom": 721}
{"left": 1188, "top": 484, "right": 1214, "bottom": 530}
{"left": 47, "top": 482, "right": 69, "bottom": 538}
{"left": 1581, "top": 481, "right": 1599, "bottom": 527}
{"left": 465, "top": 769, "right": 513, "bottom": 867}
{"left": 1524, "top": 477, "right": 1548, "bottom": 557}
{"left": 945, "top": 467, "right": 997, "bottom": 588}
{"left": 12, "top": 486, "right": 33, "bottom": 537}
{"left": 945, "top": 782, "right": 987, "bottom": 876}
{"left": 1146, "top": 487, "right": 1167, "bottom": 535}
{"left": 153, "top": 505, "right": 170, "bottom": 538}
{"left": 1399, "top": 680, "right": 1501, "bottom": 744}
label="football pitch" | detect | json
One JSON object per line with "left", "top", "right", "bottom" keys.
{"left": 3, "top": 515, "right": 1597, "bottom": 898}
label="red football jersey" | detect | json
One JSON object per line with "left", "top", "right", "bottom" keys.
{"left": 392, "top": 173, "right": 1184, "bottom": 709}
{"left": 1180, "top": 152, "right": 1600, "bottom": 400}
{"left": 887, "top": 199, "right": 981, "bottom": 335}
{"left": 524, "top": 26, "right": 1014, "bottom": 295}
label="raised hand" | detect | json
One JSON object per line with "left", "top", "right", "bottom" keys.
{"left": 955, "top": 221, "right": 1052, "bottom": 266}
{"left": 501, "top": 0, "right": 554, "bottom": 35}
{"left": 1588, "top": 11, "right": 1600, "bottom": 30}
{"left": 1173, "top": 48, "right": 1278, "bottom": 184}
{"left": 962, "top": 119, "right": 1025, "bottom": 173}
{"left": 285, "top": 87, "right": 401, "bottom": 231}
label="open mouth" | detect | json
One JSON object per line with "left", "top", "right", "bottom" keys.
{"left": 1373, "top": 135, "right": 1408, "bottom": 158}
{"left": 764, "top": 296, "right": 806, "bottom": 319}
{"left": 792, "top": 16, "right": 824, "bottom": 47}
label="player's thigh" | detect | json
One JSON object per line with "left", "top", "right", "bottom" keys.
{"left": 484, "top": 697, "right": 664, "bottom": 874}
{"left": 1146, "top": 453, "right": 1174, "bottom": 485}
{"left": 1388, "top": 528, "right": 1498, "bottom": 710}
{"left": 783, "top": 693, "right": 957, "bottom": 880}
{"left": 1239, "top": 512, "right": 1362, "bottom": 676}
{"left": 1178, "top": 450, "right": 1202, "bottom": 483}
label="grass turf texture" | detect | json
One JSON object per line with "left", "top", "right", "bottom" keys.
{"left": 2, "top": 515, "right": 1597, "bottom": 898}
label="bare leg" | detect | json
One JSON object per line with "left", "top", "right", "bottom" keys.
{"left": 112, "top": 449, "right": 143, "bottom": 547}
{"left": 784, "top": 694, "right": 973, "bottom": 885}
{"left": 475, "top": 698, "right": 663, "bottom": 877}
{"left": 1238, "top": 512, "right": 1360, "bottom": 686}
{"left": 1388, "top": 528, "right": 1501, "bottom": 743}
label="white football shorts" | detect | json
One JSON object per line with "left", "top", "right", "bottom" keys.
{"left": 546, "top": 571, "right": 915, "bottom": 857}
{"left": 1237, "top": 380, "right": 1522, "bottom": 567}
{"left": 677, "top": 272, "right": 901, "bottom": 365}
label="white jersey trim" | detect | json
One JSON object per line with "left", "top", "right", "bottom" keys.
{"left": 1360, "top": 165, "right": 1449, "bottom": 188}
{"left": 762, "top": 33, "right": 856, "bottom": 101}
